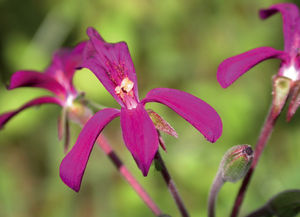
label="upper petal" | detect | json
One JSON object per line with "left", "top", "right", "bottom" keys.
{"left": 45, "top": 41, "right": 87, "bottom": 94}
{"left": 217, "top": 47, "right": 287, "bottom": 88}
{"left": 8, "top": 70, "right": 67, "bottom": 97}
{"left": 120, "top": 104, "right": 159, "bottom": 176}
{"left": 259, "top": 3, "right": 300, "bottom": 52}
{"left": 82, "top": 27, "right": 139, "bottom": 106}
{"left": 142, "top": 88, "right": 222, "bottom": 143}
{"left": 0, "top": 96, "right": 63, "bottom": 130}
{"left": 59, "top": 108, "right": 120, "bottom": 192}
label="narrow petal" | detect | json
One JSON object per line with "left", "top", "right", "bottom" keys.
{"left": 8, "top": 70, "right": 66, "bottom": 97}
{"left": 217, "top": 47, "right": 287, "bottom": 88}
{"left": 82, "top": 27, "right": 139, "bottom": 106}
{"left": 0, "top": 96, "right": 63, "bottom": 129}
{"left": 259, "top": 3, "right": 300, "bottom": 52}
{"left": 59, "top": 108, "right": 120, "bottom": 192}
{"left": 142, "top": 88, "right": 222, "bottom": 143}
{"left": 120, "top": 104, "right": 159, "bottom": 176}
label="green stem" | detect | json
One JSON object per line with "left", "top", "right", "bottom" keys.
{"left": 208, "top": 171, "right": 224, "bottom": 217}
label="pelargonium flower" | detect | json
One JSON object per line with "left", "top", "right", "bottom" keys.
{"left": 0, "top": 42, "right": 86, "bottom": 150}
{"left": 217, "top": 3, "right": 300, "bottom": 120}
{"left": 60, "top": 27, "right": 223, "bottom": 192}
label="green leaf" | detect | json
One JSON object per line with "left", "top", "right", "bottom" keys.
{"left": 246, "top": 189, "right": 300, "bottom": 217}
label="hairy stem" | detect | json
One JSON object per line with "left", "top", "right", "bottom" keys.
{"left": 155, "top": 151, "right": 190, "bottom": 217}
{"left": 230, "top": 108, "right": 277, "bottom": 217}
{"left": 208, "top": 171, "right": 224, "bottom": 217}
{"left": 70, "top": 106, "right": 162, "bottom": 216}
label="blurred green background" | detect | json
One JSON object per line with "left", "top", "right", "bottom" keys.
{"left": 0, "top": 0, "right": 300, "bottom": 216}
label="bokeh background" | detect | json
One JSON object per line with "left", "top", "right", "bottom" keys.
{"left": 0, "top": 0, "right": 299, "bottom": 216}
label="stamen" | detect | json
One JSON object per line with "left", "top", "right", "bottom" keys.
{"left": 114, "top": 77, "right": 137, "bottom": 109}
{"left": 115, "top": 77, "right": 134, "bottom": 94}
{"left": 115, "top": 86, "right": 122, "bottom": 95}
{"left": 120, "top": 77, "right": 134, "bottom": 93}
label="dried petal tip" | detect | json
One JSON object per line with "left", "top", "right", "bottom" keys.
{"left": 220, "top": 145, "right": 254, "bottom": 183}
{"left": 147, "top": 109, "right": 178, "bottom": 138}
{"left": 272, "top": 76, "right": 292, "bottom": 119}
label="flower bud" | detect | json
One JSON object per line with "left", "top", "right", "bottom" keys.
{"left": 220, "top": 145, "right": 254, "bottom": 183}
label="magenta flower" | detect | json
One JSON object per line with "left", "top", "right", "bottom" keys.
{"left": 217, "top": 3, "right": 300, "bottom": 120}
{"left": 60, "top": 27, "right": 223, "bottom": 192}
{"left": 0, "top": 42, "right": 86, "bottom": 144}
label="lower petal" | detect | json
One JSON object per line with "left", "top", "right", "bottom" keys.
{"left": 59, "top": 108, "right": 120, "bottom": 192}
{"left": 120, "top": 104, "right": 159, "bottom": 176}
{"left": 0, "top": 96, "right": 63, "bottom": 129}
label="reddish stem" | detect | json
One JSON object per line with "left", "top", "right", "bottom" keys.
{"left": 155, "top": 151, "right": 190, "bottom": 217}
{"left": 230, "top": 108, "right": 277, "bottom": 217}
{"left": 71, "top": 106, "right": 162, "bottom": 216}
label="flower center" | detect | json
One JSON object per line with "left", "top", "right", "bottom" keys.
{"left": 282, "top": 64, "right": 299, "bottom": 81}
{"left": 115, "top": 77, "right": 137, "bottom": 109}
{"left": 115, "top": 77, "right": 134, "bottom": 94}
{"left": 65, "top": 95, "right": 75, "bottom": 107}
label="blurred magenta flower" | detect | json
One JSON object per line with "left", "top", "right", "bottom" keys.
{"left": 217, "top": 3, "right": 300, "bottom": 120}
{"left": 0, "top": 42, "right": 86, "bottom": 147}
{"left": 60, "top": 27, "right": 223, "bottom": 192}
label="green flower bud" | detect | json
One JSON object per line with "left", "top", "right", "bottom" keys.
{"left": 220, "top": 145, "right": 254, "bottom": 183}
{"left": 208, "top": 145, "right": 254, "bottom": 217}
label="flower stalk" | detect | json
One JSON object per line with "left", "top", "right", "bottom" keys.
{"left": 230, "top": 108, "right": 277, "bottom": 217}
{"left": 155, "top": 151, "right": 190, "bottom": 217}
{"left": 208, "top": 145, "right": 253, "bottom": 217}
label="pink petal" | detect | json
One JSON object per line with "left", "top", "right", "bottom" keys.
{"left": 59, "top": 108, "right": 120, "bottom": 192}
{"left": 46, "top": 41, "right": 87, "bottom": 90}
{"left": 82, "top": 27, "right": 139, "bottom": 106}
{"left": 8, "top": 70, "right": 66, "bottom": 97}
{"left": 64, "top": 41, "right": 87, "bottom": 80}
{"left": 259, "top": 3, "right": 300, "bottom": 52}
{"left": 142, "top": 88, "right": 222, "bottom": 143}
{"left": 217, "top": 47, "right": 287, "bottom": 88}
{"left": 0, "top": 96, "right": 63, "bottom": 129}
{"left": 120, "top": 104, "right": 159, "bottom": 176}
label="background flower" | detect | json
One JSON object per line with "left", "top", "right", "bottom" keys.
{"left": 0, "top": 42, "right": 86, "bottom": 150}
{"left": 217, "top": 3, "right": 300, "bottom": 120}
